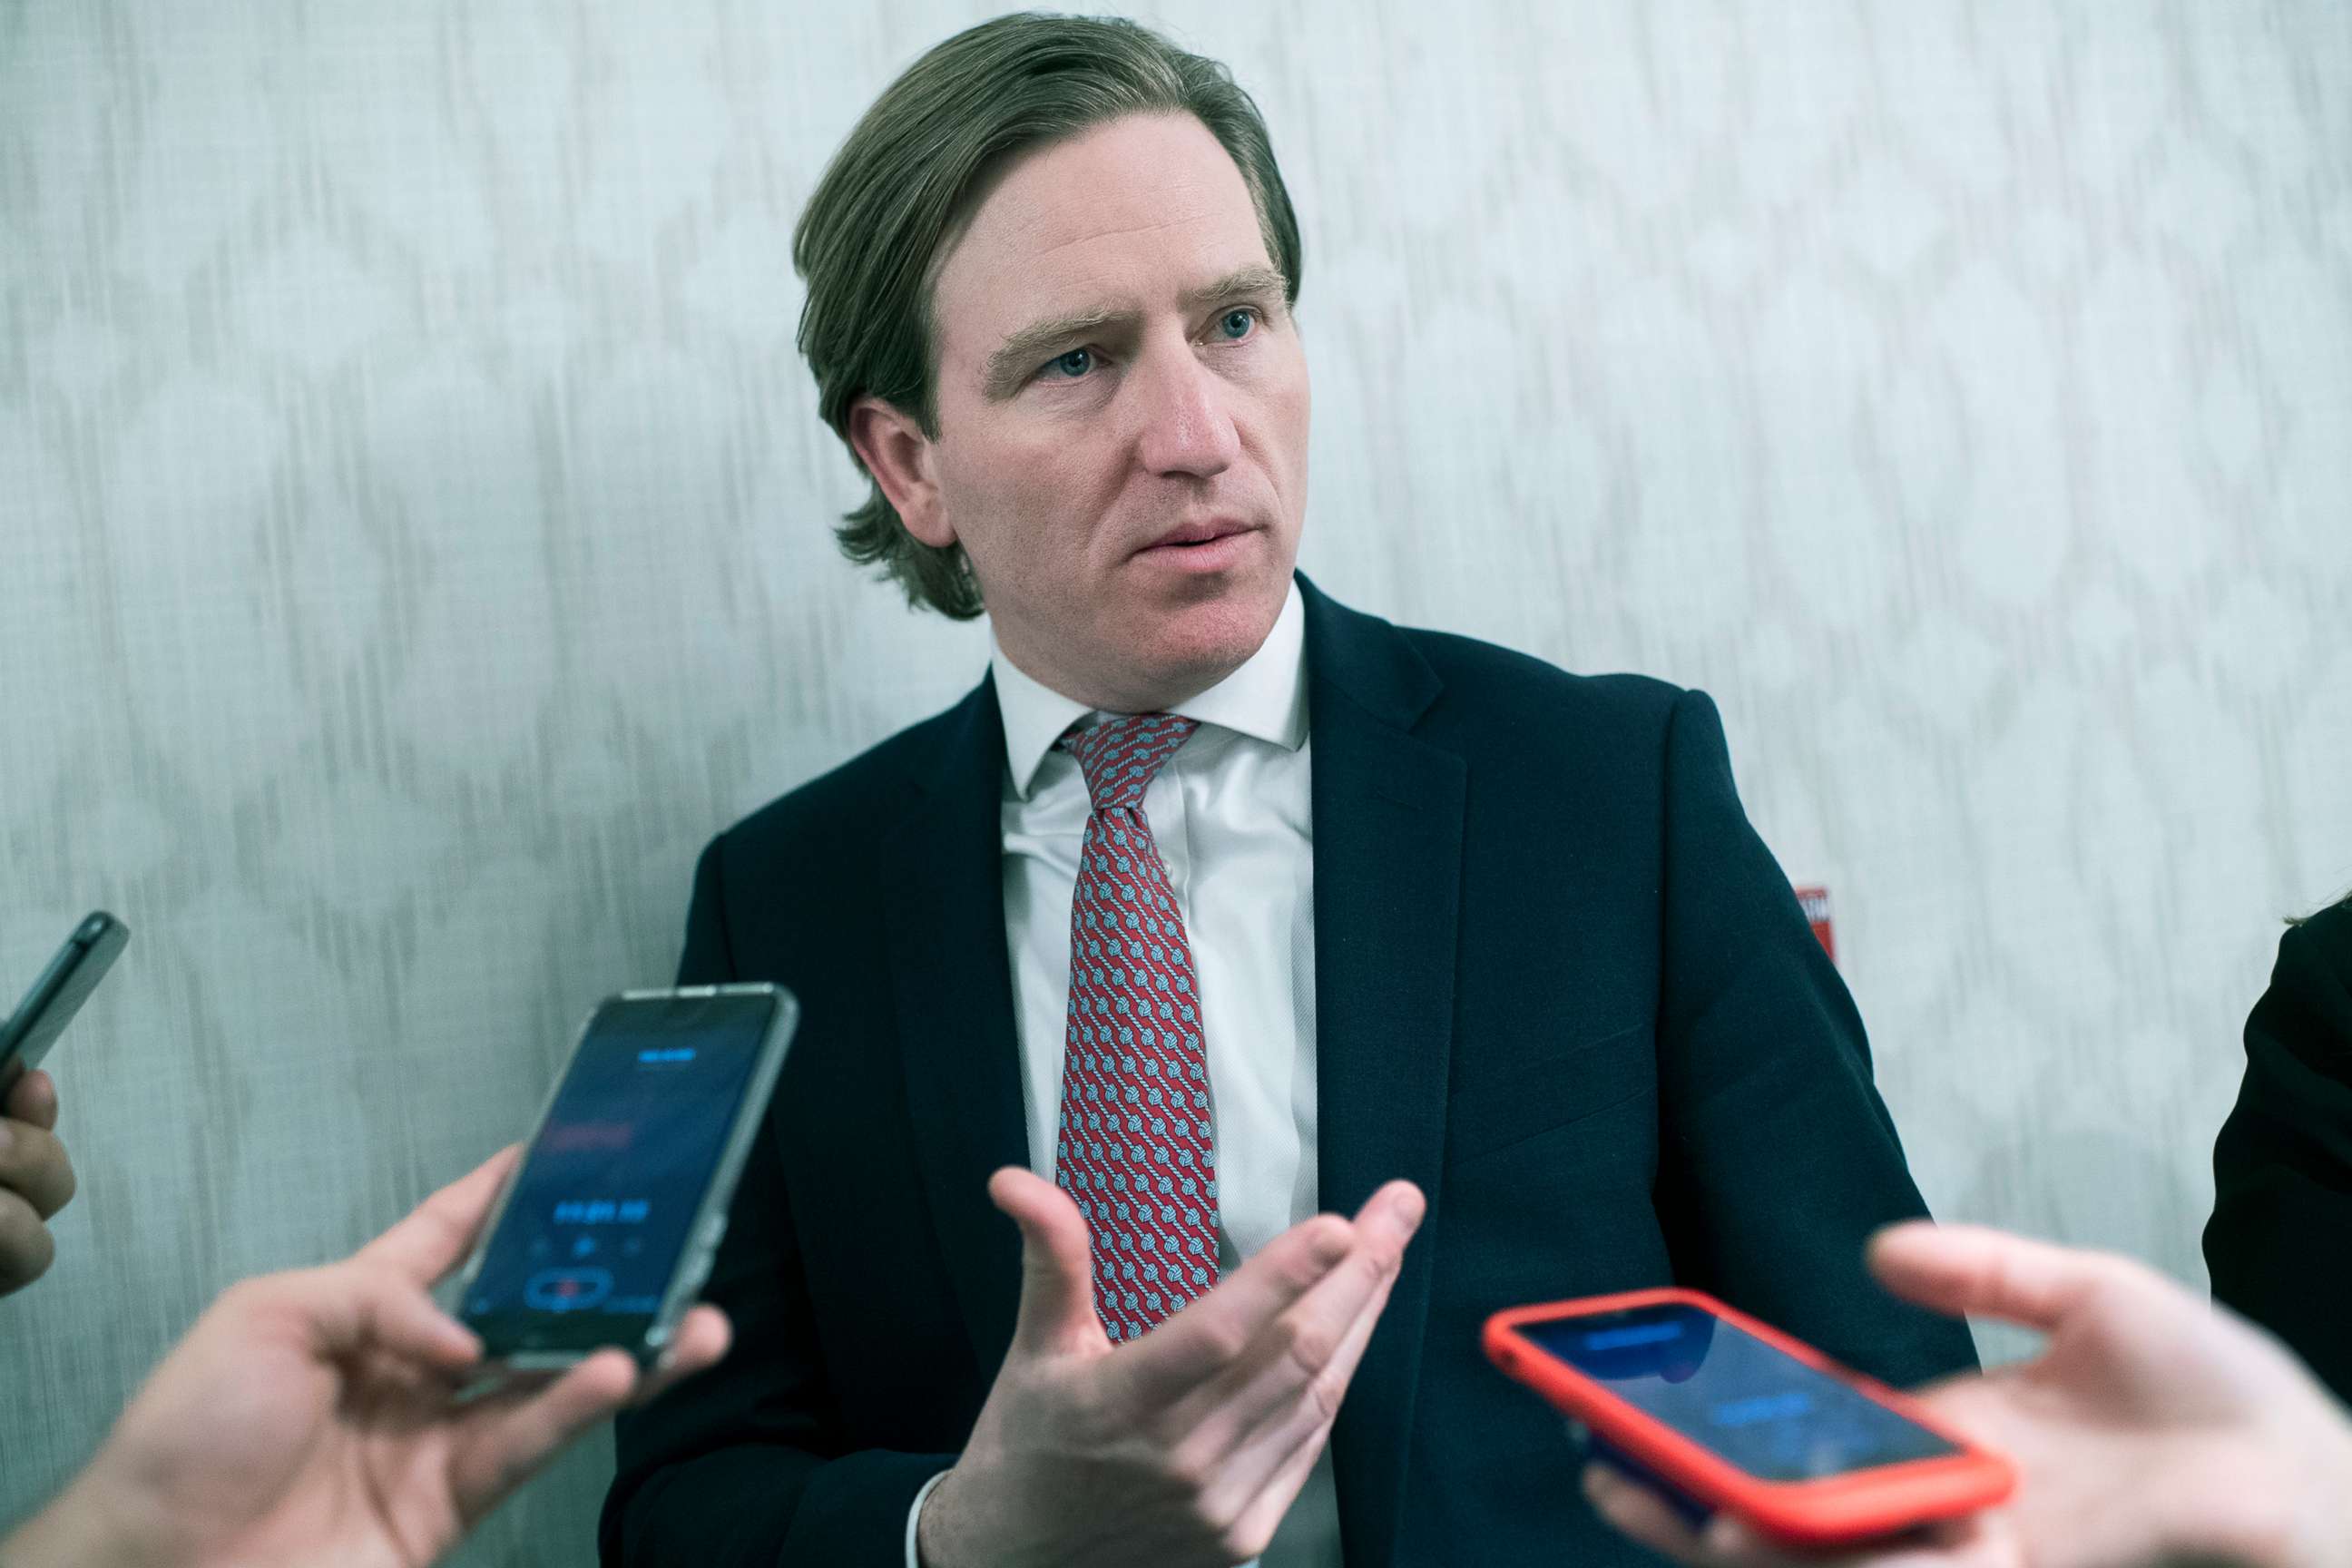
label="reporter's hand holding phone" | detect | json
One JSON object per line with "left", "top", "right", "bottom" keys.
{"left": 0, "top": 1147, "right": 730, "bottom": 1568}
{"left": 0, "top": 911, "right": 123, "bottom": 1298}
{"left": 0, "top": 1066, "right": 74, "bottom": 1298}
{"left": 1584, "top": 1222, "right": 2352, "bottom": 1568}
{"left": 916, "top": 1168, "right": 1426, "bottom": 1568}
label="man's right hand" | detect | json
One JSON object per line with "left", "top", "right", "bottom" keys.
{"left": 917, "top": 1168, "right": 1426, "bottom": 1568}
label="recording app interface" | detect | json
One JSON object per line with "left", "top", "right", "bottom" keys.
{"left": 1524, "top": 1305, "right": 1959, "bottom": 1481}
{"left": 466, "top": 995, "right": 769, "bottom": 1323}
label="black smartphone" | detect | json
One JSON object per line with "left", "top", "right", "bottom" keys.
{"left": 444, "top": 983, "right": 797, "bottom": 1372}
{"left": 0, "top": 912, "right": 130, "bottom": 1099}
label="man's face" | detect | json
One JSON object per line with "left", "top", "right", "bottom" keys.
{"left": 907, "top": 113, "right": 1311, "bottom": 711}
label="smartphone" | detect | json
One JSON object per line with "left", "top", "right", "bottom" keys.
{"left": 1485, "top": 1287, "right": 2014, "bottom": 1545}
{"left": 445, "top": 983, "right": 798, "bottom": 1373}
{"left": 0, "top": 912, "right": 131, "bottom": 1099}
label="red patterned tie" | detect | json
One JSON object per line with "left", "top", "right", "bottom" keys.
{"left": 1054, "top": 712, "right": 1220, "bottom": 1342}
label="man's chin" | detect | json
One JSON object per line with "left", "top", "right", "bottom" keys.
{"left": 1119, "top": 577, "right": 1288, "bottom": 694}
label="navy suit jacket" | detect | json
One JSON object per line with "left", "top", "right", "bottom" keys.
{"left": 601, "top": 577, "right": 1976, "bottom": 1567}
{"left": 2207, "top": 897, "right": 2352, "bottom": 1401}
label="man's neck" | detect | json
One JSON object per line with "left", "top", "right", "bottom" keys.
{"left": 991, "top": 642, "right": 1241, "bottom": 717}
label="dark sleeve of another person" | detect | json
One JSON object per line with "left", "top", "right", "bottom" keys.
{"left": 2207, "top": 897, "right": 2352, "bottom": 1404}
{"left": 1649, "top": 689, "right": 1981, "bottom": 1388}
{"left": 596, "top": 838, "right": 956, "bottom": 1567}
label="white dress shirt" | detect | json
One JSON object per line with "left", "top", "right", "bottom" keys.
{"left": 906, "top": 582, "right": 1340, "bottom": 1567}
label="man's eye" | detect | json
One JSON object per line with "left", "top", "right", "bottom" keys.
{"left": 1219, "top": 309, "right": 1257, "bottom": 340}
{"left": 1044, "top": 348, "right": 1093, "bottom": 379}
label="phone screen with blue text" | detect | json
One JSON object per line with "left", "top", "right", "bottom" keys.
{"left": 1523, "top": 1304, "right": 1959, "bottom": 1481}
{"left": 461, "top": 991, "right": 772, "bottom": 1350}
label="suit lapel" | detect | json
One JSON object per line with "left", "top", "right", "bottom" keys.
{"left": 881, "top": 676, "right": 1030, "bottom": 1377}
{"left": 1302, "top": 577, "right": 1466, "bottom": 1568}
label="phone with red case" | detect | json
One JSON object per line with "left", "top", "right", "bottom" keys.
{"left": 1485, "top": 1287, "right": 2013, "bottom": 1545}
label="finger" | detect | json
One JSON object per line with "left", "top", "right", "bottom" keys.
{"left": 1215, "top": 1382, "right": 1343, "bottom": 1558}
{"left": 4, "top": 1070, "right": 60, "bottom": 1131}
{"left": 1206, "top": 1185, "right": 1420, "bottom": 1505}
{"left": 0, "top": 1118, "right": 75, "bottom": 1219}
{"left": 1587, "top": 1457, "right": 1989, "bottom": 1568}
{"left": 294, "top": 1262, "right": 483, "bottom": 1372}
{"left": 1176, "top": 1181, "right": 1422, "bottom": 1447}
{"left": 0, "top": 1187, "right": 54, "bottom": 1294}
{"left": 1583, "top": 1464, "right": 1720, "bottom": 1564}
{"left": 1206, "top": 1257, "right": 1399, "bottom": 1534}
{"left": 1109, "top": 1210, "right": 1357, "bottom": 1410}
{"left": 358, "top": 1145, "right": 524, "bottom": 1285}
{"left": 1700, "top": 1505, "right": 2004, "bottom": 1568}
{"left": 452, "top": 1349, "right": 641, "bottom": 1524}
{"left": 629, "top": 1305, "right": 732, "bottom": 1406}
{"left": 992, "top": 1167, "right": 1104, "bottom": 1357}
{"left": 1867, "top": 1221, "right": 2143, "bottom": 1335}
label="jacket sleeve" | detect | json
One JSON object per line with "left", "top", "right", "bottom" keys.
{"left": 1649, "top": 689, "right": 1981, "bottom": 1387}
{"left": 597, "top": 837, "right": 956, "bottom": 1566}
{"left": 2206, "top": 899, "right": 2352, "bottom": 1403}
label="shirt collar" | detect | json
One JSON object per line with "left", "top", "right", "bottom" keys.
{"left": 993, "top": 580, "right": 1308, "bottom": 800}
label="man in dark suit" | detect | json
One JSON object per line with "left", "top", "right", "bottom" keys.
{"left": 601, "top": 15, "right": 1975, "bottom": 1567}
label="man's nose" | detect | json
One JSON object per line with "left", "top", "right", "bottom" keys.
{"left": 1132, "top": 342, "right": 1241, "bottom": 479}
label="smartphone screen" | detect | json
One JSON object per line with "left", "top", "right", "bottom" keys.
{"left": 1521, "top": 1303, "right": 1960, "bottom": 1482}
{"left": 459, "top": 989, "right": 778, "bottom": 1356}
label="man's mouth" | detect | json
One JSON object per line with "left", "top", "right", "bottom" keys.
{"left": 1142, "top": 519, "right": 1252, "bottom": 551}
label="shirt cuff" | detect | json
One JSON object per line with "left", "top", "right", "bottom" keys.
{"left": 903, "top": 1468, "right": 952, "bottom": 1568}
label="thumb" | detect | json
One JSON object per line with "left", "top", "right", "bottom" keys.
{"left": 1867, "top": 1221, "right": 2125, "bottom": 1335}
{"left": 359, "top": 1145, "right": 522, "bottom": 1285}
{"left": 990, "top": 1167, "right": 1102, "bottom": 1356}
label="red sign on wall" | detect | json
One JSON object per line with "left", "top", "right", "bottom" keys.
{"left": 1793, "top": 885, "right": 1835, "bottom": 966}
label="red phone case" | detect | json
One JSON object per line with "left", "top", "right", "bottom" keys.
{"left": 1485, "top": 1287, "right": 2014, "bottom": 1544}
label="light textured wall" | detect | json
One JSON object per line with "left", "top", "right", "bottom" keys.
{"left": 4, "top": 1, "right": 2347, "bottom": 1560}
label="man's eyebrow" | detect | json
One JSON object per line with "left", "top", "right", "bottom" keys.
{"left": 1179, "top": 264, "right": 1289, "bottom": 311}
{"left": 982, "top": 306, "right": 1129, "bottom": 401}
{"left": 977, "top": 265, "right": 1291, "bottom": 402}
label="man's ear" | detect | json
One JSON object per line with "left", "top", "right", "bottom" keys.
{"left": 848, "top": 395, "right": 954, "bottom": 548}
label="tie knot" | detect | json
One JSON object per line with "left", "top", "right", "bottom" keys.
{"left": 1058, "top": 712, "right": 1198, "bottom": 811}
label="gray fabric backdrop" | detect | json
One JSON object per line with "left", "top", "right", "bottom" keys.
{"left": 5, "top": 2, "right": 2348, "bottom": 1562}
